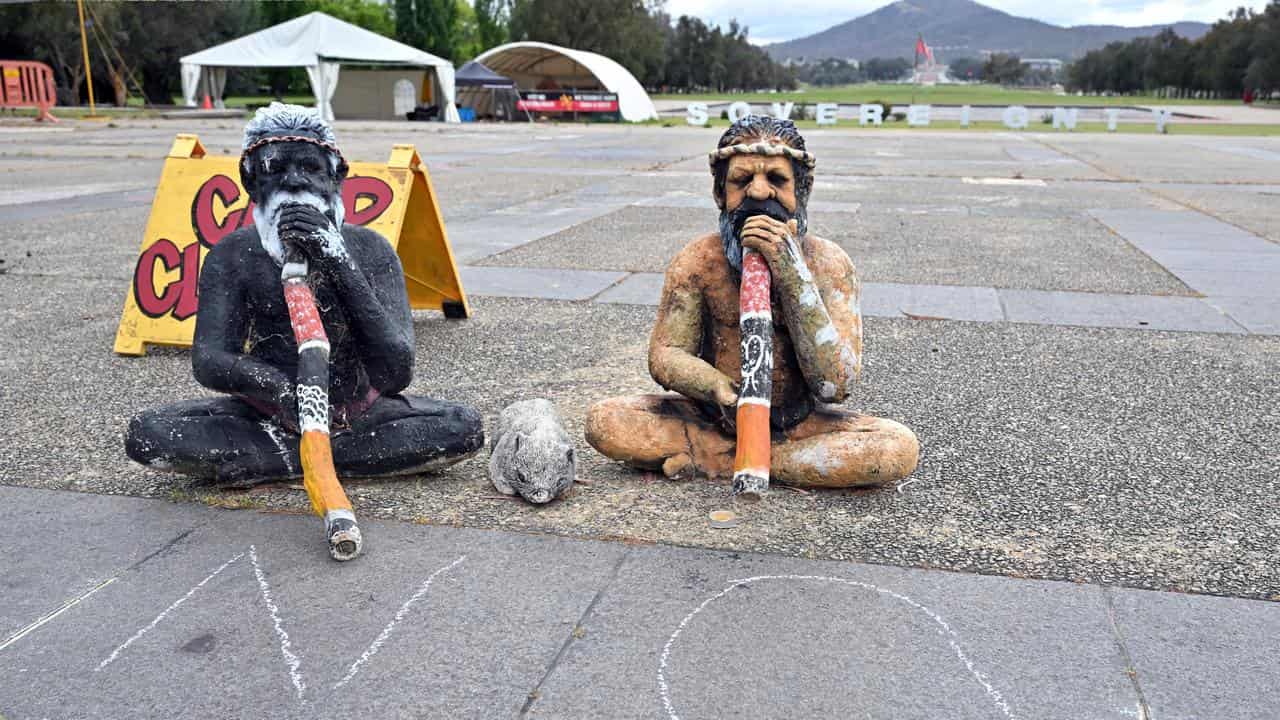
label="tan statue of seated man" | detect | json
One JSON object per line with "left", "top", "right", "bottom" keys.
{"left": 585, "top": 116, "right": 919, "bottom": 488}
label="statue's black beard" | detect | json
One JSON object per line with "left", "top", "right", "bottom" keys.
{"left": 718, "top": 198, "right": 807, "bottom": 272}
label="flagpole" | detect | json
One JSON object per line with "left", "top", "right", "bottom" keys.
{"left": 912, "top": 33, "right": 919, "bottom": 105}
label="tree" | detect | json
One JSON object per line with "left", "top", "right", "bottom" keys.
{"left": 509, "top": 0, "right": 666, "bottom": 86}
{"left": 396, "top": 0, "right": 461, "bottom": 61}
{"left": 474, "top": 0, "right": 511, "bottom": 51}
{"left": 1245, "top": 1, "right": 1280, "bottom": 96}
{"left": 983, "top": 53, "right": 1026, "bottom": 85}
{"left": 947, "top": 56, "right": 984, "bottom": 81}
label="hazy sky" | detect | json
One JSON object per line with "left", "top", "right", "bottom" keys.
{"left": 663, "top": 0, "right": 1269, "bottom": 45}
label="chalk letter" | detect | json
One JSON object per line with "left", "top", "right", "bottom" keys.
{"left": 907, "top": 104, "right": 931, "bottom": 127}
{"left": 686, "top": 102, "right": 708, "bottom": 126}
{"left": 960, "top": 105, "right": 971, "bottom": 127}
{"left": 1104, "top": 108, "right": 1121, "bottom": 132}
{"left": 1002, "top": 105, "right": 1029, "bottom": 130}
{"left": 816, "top": 103, "right": 839, "bottom": 126}
{"left": 1051, "top": 107, "right": 1078, "bottom": 131}
{"left": 728, "top": 101, "right": 751, "bottom": 123}
{"left": 858, "top": 103, "right": 883, "bottom": 126}
{"left": 770, "top": 101, "right": 794, "bottom": 120}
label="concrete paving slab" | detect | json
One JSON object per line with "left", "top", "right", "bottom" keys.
{"left": 1204, "top": 296, "right": 1280, "bottom": 334}
{"left": 448, "top": 204, "right": 627, "bottom": 264}
{"left": 1117, "top": 229, "right": 1277, "bottom": 254}
{"left": 593, "top": 272, "right": 664, "bottom": 305}
{"left": 460, "top": 266, "right": 628, "bottom": 301}
{"left": 1148, "top": 249, "right": 1280, "bottom": 273}
{"left": 0, "top": 487, "right": 212, "bottom": 644}
{"left": 1, "top": 488, "right": 626, "bottom": 720}
{"left": 0, "top": 188, "right": 155, "bottom": 224}
{"left": 999, "top": 289, "right": 1245, "bottom": 334}
{"left": 861, "top": 282, "right": 1005, "bottom": 322}
{"left": 1110, "top": 587, "right": 1280, "bottom": 720}
{"left": 1171, "top": 269, "right": 1280, "bottom": 298}
{"left": 530, "top": 545, "right": 1137, "bottom": 720}
{"left": 12, "top": 487, "right": 1280, "bottom": 720}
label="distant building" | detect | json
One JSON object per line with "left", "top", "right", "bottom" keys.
{"left": 1020, "top": 58, "right": 1064, "bottom": 72}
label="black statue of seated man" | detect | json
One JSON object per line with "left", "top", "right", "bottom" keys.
{"left": 125, "top": 103, "right": 483, "bottom": 485}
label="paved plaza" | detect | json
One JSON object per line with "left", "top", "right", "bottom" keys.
{"left": 1, "top": 119, "right": 1278, "bottom": 718}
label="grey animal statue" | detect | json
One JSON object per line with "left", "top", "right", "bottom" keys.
{"left": 489, "top": 399, "right": 576, "bottom": 504}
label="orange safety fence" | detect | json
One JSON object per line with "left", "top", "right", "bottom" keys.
{"left": 0, "top": 60, "right": 58, "bottom": 122}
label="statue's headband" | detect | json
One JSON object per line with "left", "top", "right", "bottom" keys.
{"left": 708, "top": 141, "right": 816, "bottom": 171}
{"left": 240, "top": 134, "right": 347, "bottom": 171}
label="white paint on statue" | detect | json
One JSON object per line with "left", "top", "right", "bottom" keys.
{"left": 1002, "top": 105, "right": 1030, "bottom": 130}
{"left": 907, "top": 104, "right": 931, "bottom": 127}
{"left": 727, "top": 101, "right": 751, "bottom": 123}
{"left": 686, "top": 102, "right": 708, "bottom": 126}
{"left": 770, "top": 101, "right": 794, "bottom": 120}
{"left": 858, "top": 103, "right": 883, "bottom": 126}
{"left": 1052, "top": 107, "right": 1078, "bottom": 131}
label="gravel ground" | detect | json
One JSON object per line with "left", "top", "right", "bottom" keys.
{"left": 1, "top": 278, "right": 1275, "bottom": 600}
{"left": 2, "top": 118, "right": 1277, "bottom": 604}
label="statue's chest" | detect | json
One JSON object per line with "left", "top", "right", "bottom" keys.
{"left": 701, "top": 279, "right": 792, "bottom": 368}
{"left": 245, "top": 273, "right": 350, "bottom": 345}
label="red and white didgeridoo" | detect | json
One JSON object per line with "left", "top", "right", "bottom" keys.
{"left": 281, "top": 247, "right": 362, "bottom": 561}
{"left": 732, "top": 247, "right": 773, "bottom": 499}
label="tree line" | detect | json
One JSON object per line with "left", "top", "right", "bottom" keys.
{"left": 1067, "top": 2, "right": 1280, "bottom": 98}
{"left": 0, "top": 0, "right": 795, "bottom": 106}
{"left": 793, "top": 57, "right": 914, "bottom": 85}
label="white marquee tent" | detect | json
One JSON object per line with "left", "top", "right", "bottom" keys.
{"left": 180, "top": 12, "right": 459, "bottom": 123}
{"left": 474, "top": 42, "right": 657, "bottom": 122}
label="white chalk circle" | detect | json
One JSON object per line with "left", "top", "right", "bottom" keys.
{"left": 657, "top": 574, "right": 1019, "bottom": 720}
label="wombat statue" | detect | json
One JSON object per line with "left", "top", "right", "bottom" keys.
{"left": 489, "top": 399, "right": 576, "bottom": 504}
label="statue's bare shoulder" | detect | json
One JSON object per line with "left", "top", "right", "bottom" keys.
{"left": 801, "top": 234, "right": 857, "bottom": 284}
{"left": 666, "top": 233, "right": 730, "bottom": 293}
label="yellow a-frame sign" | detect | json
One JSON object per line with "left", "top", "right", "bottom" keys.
{"left": 114, "top": 134, "right": 469, "bottom": 356}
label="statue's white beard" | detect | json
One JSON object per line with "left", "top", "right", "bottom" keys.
{"left": 252, "top": 190, "right": 345, "bottom": 264}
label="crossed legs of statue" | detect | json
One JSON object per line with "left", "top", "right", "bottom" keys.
{"left": 126, "top": 394, "right": 484, "bottom": 486}
{"left": 585, "top": 394, "right": 919, "bottom": 488}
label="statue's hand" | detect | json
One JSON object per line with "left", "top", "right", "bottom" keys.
{"left": 740, "top": 216, "right": 801, "bottom": 273}
{"left": 713, "top": 374, "right": 740, "bottom": 434}
{"left": 278, "top": 203, "right": 347, "bottom": 266}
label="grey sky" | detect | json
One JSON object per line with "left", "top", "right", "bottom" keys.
{"left": 664, "top": 0, "right": 1270, "bottom": 45}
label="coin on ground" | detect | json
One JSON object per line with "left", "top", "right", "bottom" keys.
{"left": 708, "top": 509, "right": 739, "bottom": 529}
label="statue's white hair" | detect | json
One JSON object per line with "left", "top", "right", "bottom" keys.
{"left": 242, "top": 101, "right": 337, "bottom": 150}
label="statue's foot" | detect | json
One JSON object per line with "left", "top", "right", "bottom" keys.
{"left": 325, "top": 509, "right": 363, "bottom": 561}
{"left": 662, "top": 453, "right": 695, "bottom": 480}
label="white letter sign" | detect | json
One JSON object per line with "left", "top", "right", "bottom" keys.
{"left": 1002, "top": 105, "right": 1029, "bottom": 129}
{"left": 686, "top": 102, "right": 708, "bottom": 126}
{"left": 816, "top": 103, "right": 838, "bottom": 126}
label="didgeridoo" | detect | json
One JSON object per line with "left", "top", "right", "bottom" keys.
{"left": 732, "top": 247, "right": 773, "bottom": 499}
{"left": 281, "top": 246, "right": 362, "bottom": 561}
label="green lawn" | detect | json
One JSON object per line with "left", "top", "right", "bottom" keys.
{"left": 654, "top": 83, "right": 1250, "bottom": 107}
{"left": 646, "top": 117, "right": 1280, "bottom": 136}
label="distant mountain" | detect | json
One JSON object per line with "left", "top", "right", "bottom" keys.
{"left": 766, "top": 0, "right": 1210, "bottom": 62}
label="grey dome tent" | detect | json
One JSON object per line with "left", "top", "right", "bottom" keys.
{"left": 454, "top": 60, "right": 523, "bottom": 120}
